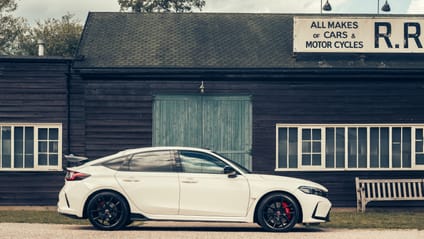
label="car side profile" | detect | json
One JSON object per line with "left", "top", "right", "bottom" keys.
{"left": 58, "top": 147, "right": 331, "bottom": 232}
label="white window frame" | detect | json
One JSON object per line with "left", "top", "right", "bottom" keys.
{"left": 415, "top": 127, "right": 424, "bottom": 165}
{"left": 0, "top": 123, "right": 62, "bottom": 171}
{"left": 276, "top": 124, "right": 424, "bottom": 171}
{"left": 299, "top": 127, "right": 325, "bottom": 169}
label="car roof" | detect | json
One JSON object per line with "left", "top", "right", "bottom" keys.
{"left": 118, "top": 146, "right": 213, "bottom": 155}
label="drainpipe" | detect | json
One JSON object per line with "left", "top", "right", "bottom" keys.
{"left": 66, "top": 62, "right": 71, "bottom": 156}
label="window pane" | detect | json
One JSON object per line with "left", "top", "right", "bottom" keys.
{"left": 38, "top": 142, "right": 47, "bottom": 153}
{"left": 49, "top": 142, "right": 58, "bottom": 153}
{"left": 38, "top": 128, "right": 48, "bottom": 140}
{"left": 336, "top": 128, "right": 345, "bottom": 168}
{"left": 302, "top": 154, "right": 311, "bottom": 166}
{"left": 49, "top": 154, "right": 58, "bottom": 166}
{"left": 416, "top": 128, "right": 423, "bottom": 153}
{"left": 302, "top": 129, "right": 311, "bottom": 140}
{"left": 348, "top": 128, "right": 357, "bottom": 168}
{"left": 370, "top": 128, "right": 379, "bottom": 168}
{"left": 2, "top": 127, "right": 11, "bottom": 168}
{"left": 313, "top": 142, "right": 321, "bottom": 153}
{"left": 417, "top": 139, "right": 423, "bottom": 153}
{"left": 25, "top": 127, "right": 34, "bottom": 168}
{"left": 312, "top": 154, "right": 321, "bottom": 166}
{"left": 392, "top": 127, "right": 401, "bottom": 168}
{"left": 417, "top": 154, "right": 424, "bottom": 165}
{"left": 417, "top": 129, "right": 423, "bottom": 140}
{"left": 38, "top": 154, "right": 47, "bottom": 166}
{"left": 380, "top": 128, "right": 390, "bottom": 168}
{"left": 312, "top": 129, "right": 321, "bottom": 140}
{"left": 131, "top": 151, "right": 175, "bottom": 172}
{"left": 326, "top": 128, "right": 335, "bottom": 168}
{"left": 392, "top": 128, "right": 401, "bottom": 142}
{"left": 180, "top": 151, "right": 226, "bottom": 174}
{"left": 278, "top": 128, "right": 288, "bottom": 168}
{"left": 49, "top": 128, "right": 58, "bottom": 140}
{"left": 392, "top": 144, "right": 401, "bottom": 168}
{"left": 358, "top": 128, "right": 367, "bottom": 168}
{"left": 288, "top": 128, "right": 298, "bottom": 168}
{"left": 302, "top": 142, "right": 311, "bottom": 153}
{"left": 402, "top": 128, "right": 411, "bottom": 168}
{"left": 14, "top": 127, "right": 24, "bottom": 168}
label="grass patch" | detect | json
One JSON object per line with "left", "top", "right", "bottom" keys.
{"left": 321, "top": 209, "right": 424, "bottom": 230}
{"left": 0, "top": 210, "right": 88, "bottom": 225}
{"left": 0, "top": 209, "right": 423, "bottom": 230}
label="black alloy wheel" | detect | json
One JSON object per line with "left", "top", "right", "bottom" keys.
{"left": 87, "top": 191, "right": 129, "bottom": 230}
{"left": 257, "top": 193, "right": 300, "bottom": 232}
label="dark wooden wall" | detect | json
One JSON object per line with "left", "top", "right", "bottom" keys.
{"left": 0, "top": 58, "right": 70, "bottom": 205}
{"left": 79, "top": 75, "right": 424, "bottom": 207}
{"left": 1, "top": 60, "right": 423, "bottom": 207}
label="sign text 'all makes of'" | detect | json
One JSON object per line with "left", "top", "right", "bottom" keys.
{"left": 293, "top": 16, "right": 424, "bottom": 53}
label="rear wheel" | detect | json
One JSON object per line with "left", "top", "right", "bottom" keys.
{"left": 257, "top": 193, "right": 300, "bottom": 232}
{"left": 87, "top": 191, "right": 129, "bottom": 230}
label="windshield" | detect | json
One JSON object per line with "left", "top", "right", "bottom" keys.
{"left": 212, "top": 151, "right": 252, "bottom": 174}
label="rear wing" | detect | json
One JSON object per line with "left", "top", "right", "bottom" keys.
{"left": 64, "top": 154, "right": 89, "bottom": 166}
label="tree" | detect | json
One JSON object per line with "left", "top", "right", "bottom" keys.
{"left": 0, "top": 0, "right": 28, "bottom": 55}
{"left": 118, "top": 0, "right": 206, "bottom": 13}
{"left": 17, "top": 13, "right": 83, "bottom": 57}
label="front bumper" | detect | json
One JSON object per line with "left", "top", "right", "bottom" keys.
{"left": 298, "top": 194, "right": 332, "bottom": 224}
{"left": 312, "top": 200, "right": 331, "bottom": 221}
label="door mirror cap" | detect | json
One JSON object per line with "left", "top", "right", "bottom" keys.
{"left": 224, "top": 166, "right": 237, "bottom": 178}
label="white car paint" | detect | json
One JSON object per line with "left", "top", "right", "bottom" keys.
{"left": 58, "top": 147, "right": 332, "bottom": 231}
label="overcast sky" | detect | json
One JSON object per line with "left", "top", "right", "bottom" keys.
{"left": 13, "top": 0, "right": 424, "bottom": 24}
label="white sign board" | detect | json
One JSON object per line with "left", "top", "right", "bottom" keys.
{"left": 293, "top": 16, "right": 424, "bottom": 53}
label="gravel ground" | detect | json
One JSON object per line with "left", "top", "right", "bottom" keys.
{"left": 0, "top": 222, "right": 423, "bottom": 239}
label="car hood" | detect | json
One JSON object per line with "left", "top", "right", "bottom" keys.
{"left": 245, "top": 174, "right": 328, "bottom": 192}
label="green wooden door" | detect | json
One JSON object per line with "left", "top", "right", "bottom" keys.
{"left": 153, "top": 95, "right": 252, "bottom": 169}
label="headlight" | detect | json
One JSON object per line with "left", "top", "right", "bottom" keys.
{"left": 298, "top": 186, "right": 328, "bottom": 198}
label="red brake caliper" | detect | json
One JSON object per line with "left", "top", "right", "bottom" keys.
{"left": 282, "top": 202, "right": 292, "bottom": 220}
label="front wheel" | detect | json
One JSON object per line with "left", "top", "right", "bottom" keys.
{"left": 87, "top": 191, "right": 129, "bottom": 230}
{"left": 257, "top": 193, "right": 300, "bottom": 232}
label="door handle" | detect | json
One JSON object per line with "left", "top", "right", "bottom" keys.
{"left": 181, "top": 178, "right": 198, "bottom": 184}
{"left": 122, "top": 179, "right": 140, "bottom": 183}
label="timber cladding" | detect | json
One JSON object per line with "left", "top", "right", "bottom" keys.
{"left": 78, "top": 76, "right": 424, "bottom": 207}
{"left": 0, "top": 58, "right": 71, "bottom": 205}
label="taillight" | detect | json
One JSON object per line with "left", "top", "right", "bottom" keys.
{"left": 65, "top": 170, "right": 90, "bottom": 181}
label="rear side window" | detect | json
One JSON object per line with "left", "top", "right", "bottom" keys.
{"left": 129, "top": 151, "right": 175, "bottom": 172}
{"left": 102, "top": 156, "right": 128, "bottom": 171}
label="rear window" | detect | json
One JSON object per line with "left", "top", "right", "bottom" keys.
{"left": 129, "top": 151, "right": 175, "bottom": 172}
{"left": 102, "top": 156, "right": 128, "bottom": 171}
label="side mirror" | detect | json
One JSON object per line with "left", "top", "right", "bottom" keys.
{"left": 224, "top": 166, "right": 237, "bottom": 178}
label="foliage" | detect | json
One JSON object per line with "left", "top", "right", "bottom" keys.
{"left": 118, "top": 0, "right": 206, "bottom": 13}
{"left": 0, "top": 0, "right": 28, "bottom": 55}
{"left": 17, "top": 13, "right": 83, "bottom": 57}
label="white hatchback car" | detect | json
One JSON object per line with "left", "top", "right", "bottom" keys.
{"left": 58, "top": 147, "right": 331, "bottom": 232}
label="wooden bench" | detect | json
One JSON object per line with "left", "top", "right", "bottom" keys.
{"left": 355, "top": 177, "right": 424, "bottom": 212}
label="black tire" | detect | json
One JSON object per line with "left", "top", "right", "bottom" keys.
{"left": 87, "top": 191, "right": 129, "bottom": 230}
{"left": 257, "top": 193, "right": 300, "bottom": 232}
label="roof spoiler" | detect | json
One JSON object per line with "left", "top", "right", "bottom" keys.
{"left": 64, "top": 154, "right": 89, "bottom": 166}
